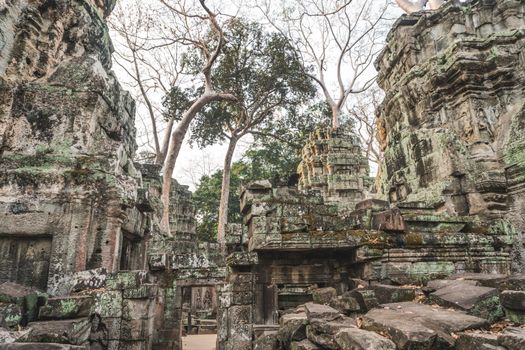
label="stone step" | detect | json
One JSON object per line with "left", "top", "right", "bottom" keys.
{"left": 38, "top": 295, "right": 94, "bottom": 320}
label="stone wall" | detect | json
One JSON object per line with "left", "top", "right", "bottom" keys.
{"left": 0, "top": 1, "right": 225, "bottom": 349}
{"left": 0, "top": 0, "right": 141, "bottom": 293}
{"left": 297, "top": 126, "right": 371, "bottom": 209}
{"left": 217, "top": 3, "right": 525, "bottom": 347}
{"left": 375, "top": 0, "right": 525, "bottom": 226}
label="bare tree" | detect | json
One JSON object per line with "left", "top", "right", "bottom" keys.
{"left": 111, "top": 0, "right": 237, "bottom": 236}
{"left": 157, "top": 0, "right": 237, "bottom": 235}
{"left": 346, "top": 86, "right": 383, "bottom": 167}
{"left": 109, "top": 0, "right": 183, "bottom": 165}
{"left": 254, "top": 0, "right": 393, "bottom": 128}
{"left": 186, "top": 19, "right": 316, "bottom": 241}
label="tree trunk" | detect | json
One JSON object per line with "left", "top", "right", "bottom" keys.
{"left": 160, "top": 93, "right": 236, "bottom": 236}
{"left": 332, "top": 105, "right": 341, "bottom": 129}
{"left": 156, "top": 118, "right": 174, "bottom": 165}
{"left": 217, "top": 135, "right": 239, "bottom": 243}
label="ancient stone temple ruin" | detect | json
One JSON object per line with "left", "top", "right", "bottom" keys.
{"left": 218, "top": 1, "right": 525, "bottom": 350}
{"left": 1, "top": 0, "right": 525, "bottom": 350}
{"left": 0, "top": 1, "right": 224, "bottom": 349}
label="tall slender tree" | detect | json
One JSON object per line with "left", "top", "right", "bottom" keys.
{"left": 177, "top": 19, "right": 316, "bottom": 241}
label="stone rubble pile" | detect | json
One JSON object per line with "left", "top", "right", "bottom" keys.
{"left": 253, "top": 273, "right": 525, "bottom": 350}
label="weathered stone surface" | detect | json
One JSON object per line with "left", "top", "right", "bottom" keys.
{"left": 0, "top": 344, "right": 86, "bottom": 350}
{"left": 0, "top": 327, "right": 31, "bottom": 344}
{"left": 501, "top": 289, "right": 525, "bottom": 323}
{"left": 363, "top": 302, "right": 489, "bottom": 349}
{"left": 427, "top": 279, "right": 479, "bottom": 291}
{"left": 447, "top": 274, "right": 509, "bottom": 289}
{"left": 329, "top": 294, "right": 361, "bottom": 314}
{"left": 345, "top": 289, "right": 378, "bottom": 312}
{"left": 304, "top": 303, "right": 340, "bottom": 321}
{"left": 335, "top": 327, "right": 396, "bottom": 350}
{"left": 370, "top": 284, "right": 416, "bottom": 304}
{"left": 501, "top": 275, "right": 525, "bottom": 291}
{"left": 0, "top": 304, "right": 22, "bottom": 328}
{"left": 306, "top": 325, "right": 339, "bottom": 350}
{"left": 298, "top": 127, "right": 369, "bottom": 209}
{"left": 429, "top": 283, "right": 502, "bottom": 321}
{"left": 311, "top": 287, "right": 337, "bottom": 305}
{"left": 17, "top": 318, "right": 91, "bottom": 345}
{"left": 455, "top": 332, "right": 503, "bottom": 350}
{"left": 0, "top": 282, "right": 43, "bottom": 324}
{"left": 308, "top": 316, "right": 355, "bottom": 335}
{"left": 280, "top": 312, "right": 307, "bottom": 327}
{"left": 254, "top": 331, "right": 281, "bottom": 350}
{"left": 500, "top": 290, "right": 525, "bottom": 311}
{"left": 497, "top": 327, "right": 525, "bottom": 349}
{"left": 48, "top": 269, "right": 108, "bottom": 297}
{"left": 290, "top": 339, "right": 321, "bottom": 350}
{"left": 93, "top": 291, "right": 123, "bottom": 318}
{"left": 277, "top": 317, "right": 307, "bottom": 348}
{"left": 106, "top": 271, "right": 149, "bottom": 291}
{"left": 38, "top": 296, "right": 93, "bottom": 320}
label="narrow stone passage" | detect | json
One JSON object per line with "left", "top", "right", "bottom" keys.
{"left": 183, "top": 334, "right": 217, "bottom": 350}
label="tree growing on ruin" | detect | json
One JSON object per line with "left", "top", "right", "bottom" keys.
{"left": 111, "top": 0, "right": 238, "bottom": 235}
{"left": 253, "top": 0, "right": 392, "bottom": 128}
{"left": 177, "top": 19, "right": 316, "bottom": 241}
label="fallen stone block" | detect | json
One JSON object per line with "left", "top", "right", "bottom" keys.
{"left": 254, "top": 331, "right": 280, "bottom": 350}
{"left": 290, "top": 339, "right": 321, "bottom": 350}
{"left": 455, "top": 332, "right": 504, "bottom": 350}
{"left": 345, "top": 288, "right": 378, "bottom": 312}
{"left": 280, "top": 312, "right": 307, "bottom": 327}
{"left": 311, "top": 287, "right": 337, "bottom": 305}
{"left": 370, "top": 284, "right": 417, "bottom": 304}
{"left": 277, "top": 315, "right": 307, "bottom": 348}
{"left": 447, "top": 274, "right": 509, "bottom": 289}
{"left": 335, "top": 327, "right": 396, "bottom": 350}
{"left": 0, "top": 344, "right": 86, "bottom": 350}
{"left": 427, "top": 279, "right": 479, "bottom": 291}
{"left": 0, "top": 282, "right": 44, "bottom": 324}
{"left": 429, "top": 283, "right": 502, "bottom": 322}
{"left": 500, "top": 274, "right": 525, "bottom": 291}
{"left": 0, "top": 327, "right": 29, "bottom": 344}
{"left": 16, "top": 318, "right": 91, "bottom": 345}
{"left": 497, "top": 327, "right": 525, "bottom": 349}
{"left": 362, "top": 302, "right": 489, "bottom": 350}
{"left": 329, "top": 294, "right": 361, "bottom": 314}
{"left": 500, "top": 290, "right": 525, "bottom": 311}
{"left": 304, "top": 303, "right": 340, "bottom": 321}
{"left": 38, "top": 296, "right": 93, "bottom": 320}
{"left": 308, "top": 316, "right": 355, "bottom": 335}
{"left": 0, "top": 304, "right": 22, "bottom": 328}
{"left": 306, "top": 316, "right": 355, "bottom": 349}
{"left": 500, "top": 290, "right": 525, "bottom": 324}
{"left": 306, "top": 325, "right": 339, "bottom": 350}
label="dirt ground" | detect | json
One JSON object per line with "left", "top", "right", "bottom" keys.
{"left": 182, "top": 334, "right": 217, "bottom": 350}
